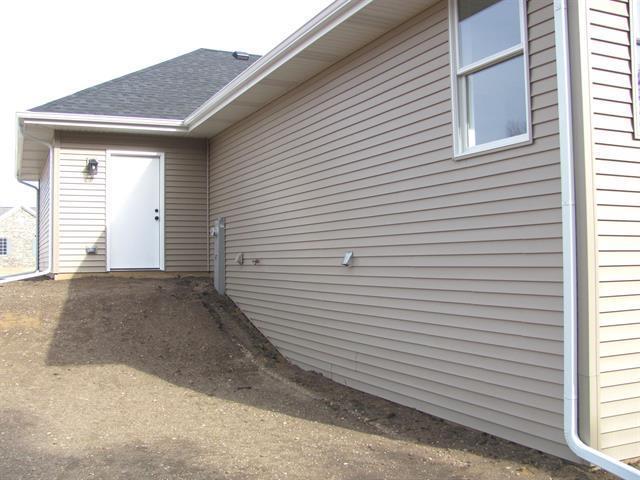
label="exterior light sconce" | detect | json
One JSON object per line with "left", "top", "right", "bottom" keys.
{"left": 235, "top": 253, "right": 244, "bottom": 265}
{"left": 86, "top": 158, "right": 99, "bottom": 176}
{"left": 341, "top": 251, "right": 354, "bottom": 267}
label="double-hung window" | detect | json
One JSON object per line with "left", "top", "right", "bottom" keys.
{"left": 450, "top": 0, "right": 531, "bottom": 156}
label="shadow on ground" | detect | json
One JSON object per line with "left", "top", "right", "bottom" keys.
{"left": 0, "top": 409, "right": 236, "bottom": 480}
{"left": 0, "top": 276, "right": 622, "bottom": 479}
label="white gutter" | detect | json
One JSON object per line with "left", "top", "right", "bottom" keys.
{"left": 19, "top": 111, "right": 185, "bottom": 127}
{"left": 1, "top": 128, "right": 54, "bottom": 284}
{"left": 185, "top": 0, "right": 373, "bottom": 129}
{"left": 18, "top": 111, "right": 188, "bottom": 135}
{"left": 555, "top": 0, "right": 640, "bottom": 478}
{"left": 16, "top": 0, "right": 383, "bottom": 141}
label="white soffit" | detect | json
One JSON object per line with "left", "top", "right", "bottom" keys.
{"left": 190, "top": 0, "right": 435, "bottom": 137}
{"left": 18, "top": 124, "right": 53, "bottom": 181}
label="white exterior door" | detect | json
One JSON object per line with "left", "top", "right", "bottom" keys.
{"left": 108, "top": 153, "right": 162, "bottom": 270}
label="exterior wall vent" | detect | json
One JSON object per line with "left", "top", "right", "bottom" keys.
{"left": 233, "top": 51, "right": 250, "bottom": 60}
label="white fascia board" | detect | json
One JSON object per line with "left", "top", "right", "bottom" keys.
{"left": 17, "top": 112, "right": 188, "bottom": 136}
{"left": 15, "top": 0, "right": 377, "bottom": 140}
{"left": 184, "top": 0, "right": 373, "bottom": 130}
{"left": 18, "top": 111, "right": 185, "bottom": 128}
{"left": 15, "top": 0, "right": 376, "bottom": 138}
{"left": 15, "top": 112, "right": 189, "bottom": 182}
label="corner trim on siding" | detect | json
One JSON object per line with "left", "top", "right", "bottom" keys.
{"left": 567, "top": 0, "right": 600, "bottom": 450}
{"left": 556, "top": 0, "right": 640, "bottom": 476}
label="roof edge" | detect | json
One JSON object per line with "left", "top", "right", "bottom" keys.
{"left": 14, "top": 0, "right": 373, "bottom": 143}
{"left": 0, "top": 206, "right": 36, "bottom": 222}
{"left": 16, "top": 113, "right": 190, "bottom": 182}
{"left": 18, "top": 111, "right": 186, "bottom": 129}
{"left": 184, "top": 0, "right": 372, "bottom": 130}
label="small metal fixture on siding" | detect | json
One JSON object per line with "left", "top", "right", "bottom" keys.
{"left": 213, "top": 217, "right": 226, "bottom": 295}
{"left": 341, "top": 251, "right": 354, "bottom": 267}
{"left": 85, "top": 246, "right": 97, "bottom": 255}
{"left": 233, "top": 51, "right": 250, "bottom": 60}
{"left": 86, "top": 158, "right": 99, "bottom": 176}
{"left": 235, "top": 253, "right": 244, "bottom": 265}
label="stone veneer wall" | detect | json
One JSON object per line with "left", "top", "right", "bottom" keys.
{"left": 0, "top": 208, "right": 36, "bottom": 273}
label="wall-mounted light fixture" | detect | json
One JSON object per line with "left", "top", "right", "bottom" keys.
{"left": 341, "top": 251, "right": 354, "bottom": 267}
{"left": 86, "top": 158, "right": 99, "bottom": 176}
{"left": 235, "top": 253, "right": 244, "bottom": 265}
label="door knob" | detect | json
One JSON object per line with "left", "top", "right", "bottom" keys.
{"left": 154, "top": 216, "right": 159, "bottom": 221}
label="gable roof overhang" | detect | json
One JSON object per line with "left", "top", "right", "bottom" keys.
{"left": 16, "top": 0, "right": 434, "bottom": 181}
{"left": 17, "top": 113, "right": 189, "bottom": 181}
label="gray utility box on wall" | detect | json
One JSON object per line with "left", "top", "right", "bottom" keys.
{"left": 212, "top": 217, "right": 225, "bottom": 295}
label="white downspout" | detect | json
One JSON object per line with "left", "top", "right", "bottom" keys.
{"left": 0, "top": 129, "right": 53, "bottom": 284}
{"left": 555, "top": 0, "right": 640, "bottom": 478}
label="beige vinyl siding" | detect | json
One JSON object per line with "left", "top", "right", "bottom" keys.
{"left": 588, "top": 0, "right": 640, "bottom": 461}
{"left": 55, "top": 132, "right": 208, "bottom": 274}
{"left": 38, "top": 158, "right": 51, "bottom": 271}
{"left": 209, "top": 0, "right": 571, "bottom": 459}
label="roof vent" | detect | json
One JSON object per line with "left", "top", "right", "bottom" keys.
{"left": 233, "top": 51, "right": 250, "bottom": 60}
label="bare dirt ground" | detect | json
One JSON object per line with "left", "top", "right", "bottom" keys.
{"left": 0, "top": 276, "right": 626, "bottom": 480}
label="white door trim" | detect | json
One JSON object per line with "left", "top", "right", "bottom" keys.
{"left": 105, "top": 150, "right": 165, "bottom": 271}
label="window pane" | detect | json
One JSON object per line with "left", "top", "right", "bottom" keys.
{"left": 466, "top": 55, "right": 527, "bottom": 147}
{"left": 458, "top": 0, "right": 521, "bottom": 67}
{"left": 637, "top": 42, "right": 640, "bottom": 105}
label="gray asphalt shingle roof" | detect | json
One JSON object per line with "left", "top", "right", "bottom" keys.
{"left": 30, "top": 49, "right": 260, "bottom": 120}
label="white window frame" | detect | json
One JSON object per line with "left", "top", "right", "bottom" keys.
{"left": 449, "top": 0, "right": 532, "bottom": 159}
{"left": 631, "top": 0, "right": 640, "bottom": 138}
{"left": 0, "top": 237, "right": 8, "bottom": 256}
